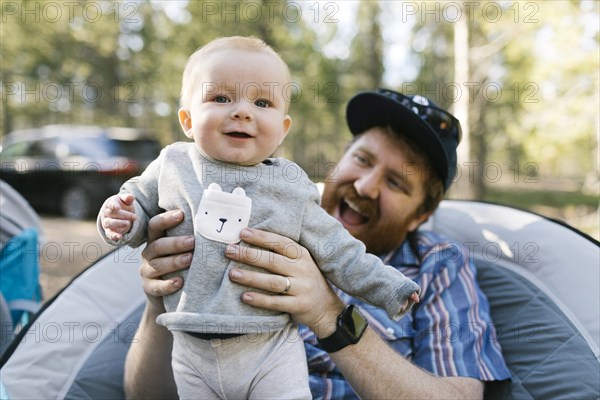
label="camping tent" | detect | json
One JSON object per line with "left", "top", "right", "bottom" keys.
{"left": 0, "top": 181, "right": 43, "bottom": 356}
{"left": 1, "top": 200, "right": 599, "bottom": 399}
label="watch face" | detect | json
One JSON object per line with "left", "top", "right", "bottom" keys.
{"left": 341, "top": 305, "right": 368, "bottom": 342}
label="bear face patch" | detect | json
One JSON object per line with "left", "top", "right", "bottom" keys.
{"left": 195, "top": 183, "right": 252, "bottom": 244}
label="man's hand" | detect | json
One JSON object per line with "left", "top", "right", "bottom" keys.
{"left": 100, "top": 193, "right": 137, "bottom": 241}
{"left": 225, "top": 228, "right": 344, "bottom": 338}
{"left": 139, "top": 209, "right": 195, "bottom": 313}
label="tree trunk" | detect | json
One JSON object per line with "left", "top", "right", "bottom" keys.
{"left": 450, "top": 1, "right": 476, "bottom": 199}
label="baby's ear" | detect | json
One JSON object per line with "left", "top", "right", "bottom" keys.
{"left": 178, "top": 108, "right": 193, "bottom": 138}
{"left": 279, "top": 114, "right": 292, "bottom": 145}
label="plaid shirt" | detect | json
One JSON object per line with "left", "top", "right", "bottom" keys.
{"left": 301, "top": 230, "right": 511, "bottom": 399}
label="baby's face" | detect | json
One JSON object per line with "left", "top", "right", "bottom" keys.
{"left": 181, "top": 49, "right": 292, "bottom": 166}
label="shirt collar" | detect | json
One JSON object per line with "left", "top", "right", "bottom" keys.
{"left": 382, "top": 233, "right": 420, "bottom": 267}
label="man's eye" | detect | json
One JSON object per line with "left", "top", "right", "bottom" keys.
{"left": 353, "top": 154, "right": 369, "bottom": 166}
{"left": 214, "top": 95, "right": 230, "bottom": 103}
{"left": 255, "top": 99, "right": 270, "bottom": 108}
{"left": 388, "top": 178, "right": 409, "bottom": 193}
{"left": 387, "top": 178, "right": 401, "bottom": 190}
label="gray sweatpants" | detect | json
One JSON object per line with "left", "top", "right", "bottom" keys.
{"left": 172, "top": 324, "right": 311, "bottom": 399}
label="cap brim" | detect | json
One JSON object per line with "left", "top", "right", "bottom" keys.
{"left": 346, "top": 91, "right": 449, "bottom": 187}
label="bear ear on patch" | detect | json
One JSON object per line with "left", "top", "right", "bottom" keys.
{"left": 207, "top": 183, "right": 222, "bottom": 192}
{"left": 232, "top": 187, "right": 246, "bottom": 196}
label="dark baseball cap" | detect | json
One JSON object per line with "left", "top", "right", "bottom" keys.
{"left": 346, "top": 88, "right": 462, "bottom": 191}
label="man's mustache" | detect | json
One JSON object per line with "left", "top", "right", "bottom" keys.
{"left": 337, "top": 184, "right": 379, "bottom": 220}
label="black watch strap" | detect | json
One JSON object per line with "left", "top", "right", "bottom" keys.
{"left": 317, "top": 305, "right": 368, "bottom": 353}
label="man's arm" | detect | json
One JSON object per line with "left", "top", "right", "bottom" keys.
{"left": 329, "top": 328, "right": 483, "bottom": 399}
{"left": 124, "top": 300, "right": 177, "bottom": 399}
{"left": 123, "top": 210, "right": 194, "bottom": 399}
{"left": 227, "top": 228, "right": 484, "bottom": 400}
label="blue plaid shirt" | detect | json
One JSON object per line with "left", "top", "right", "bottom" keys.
{"left": 301, "top": 230, "right": 511, "bottom": 399}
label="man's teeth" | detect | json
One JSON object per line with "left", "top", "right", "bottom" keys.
{"left": 345, "top": 199, "right": 367, "bottom": 216}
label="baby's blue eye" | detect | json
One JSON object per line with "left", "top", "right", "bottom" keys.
{"left": 214, "top": 96, "right": 229, "bottom": 103}
{"left": 255, "top": 99, "right": 270, "bottom": 108}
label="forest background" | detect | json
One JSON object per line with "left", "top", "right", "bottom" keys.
{"left": 1, "top": 0, "right": 598, "bottom": 240}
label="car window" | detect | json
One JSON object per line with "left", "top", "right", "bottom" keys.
{"left": 112, "top": 140, "right": 161, "bottom": 160}
{"left": 1, "top": 133, "right": 160, "bottom": 161}
{"left": 63, "top": 137, "right": 160, "bottom": 160}
{"left": 0, "top": 138, "right": 59, "bottom": 158}
{"left": 29, "top": 139, "right": 59, "bottom": 157}
{"left": 65, "top": 137, "right": 112, "bottom": 158}
{"left": 0, "top": 142, "right": 30, "bottom": 158}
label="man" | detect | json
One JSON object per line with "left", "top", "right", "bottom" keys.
{"left": 124, "top": 89, "right": 510, "bottom": 399}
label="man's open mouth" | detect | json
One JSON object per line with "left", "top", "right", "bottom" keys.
{"left": 339, "top": 199, "right": 370, "bottom": 226}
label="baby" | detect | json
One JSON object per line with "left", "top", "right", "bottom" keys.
{"left": 98, "top": 36, "right": 420, "bottom": 399}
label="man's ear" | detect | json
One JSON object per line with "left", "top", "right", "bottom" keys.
{"left": 407, "top": 210, "right": 433, "bottom": 233}
{"left": 178, "top": 108, "right": 193, "bottom": 138}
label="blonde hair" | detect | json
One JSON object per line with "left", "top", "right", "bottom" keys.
{"left": 180, "top": 36, "right": 290, "bottom": 109}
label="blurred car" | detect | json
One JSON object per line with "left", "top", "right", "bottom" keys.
{"left": 0, "top": 125, "right": 161, "bottom": 219}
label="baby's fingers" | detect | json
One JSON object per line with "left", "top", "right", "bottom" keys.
{"left": 104, "top": 222, "right": 131, "bottom": 241}
{"left": 411, "top": 292, "right": 420, "bottom": 303}
{"left": 104, "top": 207, "right": 137, "bottom": 221}
{"left": 118, "top": 193, "right": 136, "bottom": 206}
{"left": 102, "top": 198, "right": 137, "bottom": 220}
{"left": 104, "top": 216, "right": 131, "bottom": 231}
{"left": 104, "top": 194, "right": 135, "bottom": 213}
{"left": 106, "top": 230, "right": 124, "bottom": 242}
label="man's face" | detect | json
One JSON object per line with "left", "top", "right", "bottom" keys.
{"left": 321, "top": 127, "right": 431, "bottom": 255}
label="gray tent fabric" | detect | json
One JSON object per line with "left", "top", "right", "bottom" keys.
{"left": 0, "top": 180, "right": 42, "bottom": 252}
{"left": 476, "top": 257, "right": 600, "bottom": 399}
{"left": 0, "top": 245, "right": 145, "bottom": 399}
{"left": 425, "top": 201, "right": 599, "bottom": 355}
{"left": 64, "top": 305, "right": 144, "bottom": 399}
{"left": 0, "top": 200, "right": 598, "bottom": 399}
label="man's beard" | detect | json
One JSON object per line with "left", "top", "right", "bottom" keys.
{"left": 322, "top": 183, "right": 412, "bottom": 255}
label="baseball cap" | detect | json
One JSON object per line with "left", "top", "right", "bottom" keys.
{"left": 346, "top": 88, "right": 462, "bottom": 191}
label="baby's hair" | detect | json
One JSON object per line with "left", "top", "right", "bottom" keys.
{"left": 180, "top": 36, "right": 290, "bottom": 109}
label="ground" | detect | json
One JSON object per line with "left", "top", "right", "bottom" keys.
{"left": 38, "top": 216, "right": 114, "bottom": 301}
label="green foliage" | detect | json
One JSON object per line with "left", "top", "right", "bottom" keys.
{"left": 1, "top": 0, "right": 354, "bottom": 177}
{"left": 407, "top": 0, "right": 598, "bottom": 196}
{"left": 484, "top": 187, "right": 599, "bottom": 209}
{"left": 2, "top": 0, "right": 597, "bottom": 191}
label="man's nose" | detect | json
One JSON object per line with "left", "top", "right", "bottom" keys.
{"left": 353, "top": 171, "right": 380, "bottom": 199}
{"left": 231, "top": 102, "right": 253, "bottom": 121}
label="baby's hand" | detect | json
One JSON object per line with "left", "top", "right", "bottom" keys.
{"left": 410, "top": 292, "right": 420, "bottom": 304}
{"left": 399, "top": 291, "right": 421, "bottom": 315}
{"left": 100, "top": 193, "right": 137, "bottom": 241}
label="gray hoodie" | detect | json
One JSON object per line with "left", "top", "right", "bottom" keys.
{"left": 99, "top": 142, "right": 419, "bottom": 334}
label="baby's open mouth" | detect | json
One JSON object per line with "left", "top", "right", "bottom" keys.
{"left": 224, "top": 131, "right": 251, "bottom": 138}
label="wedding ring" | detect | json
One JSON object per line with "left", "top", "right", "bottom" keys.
{"left": 281, "top": 277, "right": 292, "bottom": 295}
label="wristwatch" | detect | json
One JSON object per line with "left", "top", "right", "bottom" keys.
{"left": 317, "top": 304, "right": 368, "bottom": 353}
